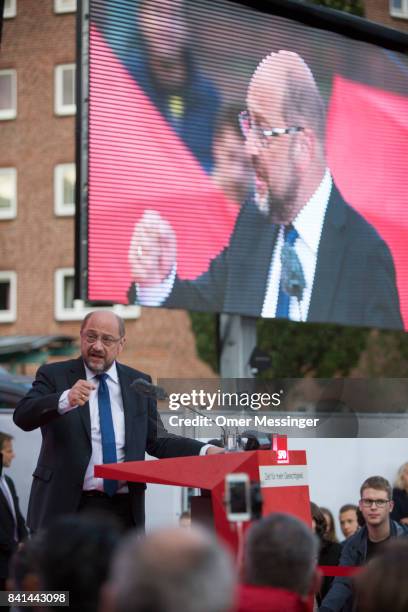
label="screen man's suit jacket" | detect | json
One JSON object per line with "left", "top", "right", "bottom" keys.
{"left": 13, "top": 358, "right": 204, "bottom": 532}
{"left": 161, "top": 185, "right": 403, "bottom": 329}
{"left": 0, "top": 474, "right": 27, "bottom": 579}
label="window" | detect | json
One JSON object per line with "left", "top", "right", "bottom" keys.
{"left": 0, "top": 168, "right": 17, "bottom": 219}
{"left": 3, "top": 0, "right": 17, "bottom": 19}
{"left": 54, "top": 163, "right": 75, "bottom": 216}
{"left": 54, "top": 64, "right": 76, "bottom": 116}
{"left": 54, "top": 0, "right": 76, "bottom": 13}
{"left": 55, "top": 269, "right": 140, "bottom": 321}
{"left": 0, "top": 70, "right": 17, "bottom": 120}
{"left": 390, "top": 0, "right": 408, "bottom": 17}
{"left": 0, "top": 272, "right": 17, "bottom": 323}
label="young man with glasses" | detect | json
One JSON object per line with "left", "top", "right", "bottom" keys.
{"left": 320, "top": 476, "right": 408, "bottom": 612}
{"left": 14, "top": 311, "right": 222, "bottom": 534}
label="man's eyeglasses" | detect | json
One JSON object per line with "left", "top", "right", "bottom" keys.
{"left": 82, "top": 332, "right": 122, "bottom": 347}
{"left": 238, "top": 110, "right": 304, "bottom": 147}
{"left": 360, "top": 498, "right": 390, "bottom": 508}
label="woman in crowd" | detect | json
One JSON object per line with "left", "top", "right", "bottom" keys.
{"left": 320, "top": 506, "right": 338, "bottom": 543}
{"left": 311, "top": 503, "right": 342, "bottom": 606}
{"left": 391, "top": 461, "right": 408, "bottom": 525}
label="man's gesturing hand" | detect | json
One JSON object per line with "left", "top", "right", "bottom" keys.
{"left": 128, "top": 210, "right": 177, "bottom": 287}
{"left": 68, "top": 380, "right": 96, "bottom": 407}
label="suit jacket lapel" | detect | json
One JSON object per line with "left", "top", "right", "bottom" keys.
{"left": 67, "top": 357, "right": 91, "bottom": 442}
{"left": 308, "top": 186, "right": 348, "bottom": 322}
{"left": 248, "top": 222, "right": 280, "bottom": 315}
{"left": 0, "top": 478, "right": 15, "bottom": 521}
{"left": 116, "top": 363, "right": 144, "bottom": 461}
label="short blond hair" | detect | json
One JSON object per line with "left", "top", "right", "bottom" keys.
{"left": 394, "top": 462, "right": 408, "bottom": 492}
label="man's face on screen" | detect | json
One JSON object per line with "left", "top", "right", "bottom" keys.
{"left": 246, "top": 64, "right": 302, "bottom": 225}
{"left": 80, "top": 312, "right": 125, "bottom": 374}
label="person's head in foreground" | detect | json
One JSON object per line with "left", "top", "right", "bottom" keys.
{"left": 101, "top": 525, "right": 236, "bottom": 612}
{"left": 354, "top": 539, "right": 408, "bottom": 612}
{"left": 7, "top": 537, "right": 44, "bottom": 612}
{"left": 239, "top": 512, "right": 320, "bottom": 611}
{"left": 35, "top": 513, "right": 121, "bottom": 612}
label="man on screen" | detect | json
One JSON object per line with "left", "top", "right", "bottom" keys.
{"left": 13, "top": 311, "right": 221, "bottom": 534}
{"left": 128, "top": 50, "right": 402, "bottom": 329}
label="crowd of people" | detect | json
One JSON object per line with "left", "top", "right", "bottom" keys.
{"left": 1, "top": 312, "right": 408, "bottom": 611}
{"left": 2, "top": 423, "right": 408, "bottom": 612}
{"left": 1, "top": 492, "right": 408, "bottom": 612}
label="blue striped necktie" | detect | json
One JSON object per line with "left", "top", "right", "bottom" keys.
{"left": 276, "top": 224, "right": 299, "bottom": 318}
{"left": 96, "top": 373, "right": 118, "bottom": 496}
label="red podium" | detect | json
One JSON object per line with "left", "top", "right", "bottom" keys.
{"left": 95, "top": 450, "right": 311, "bottom": 550}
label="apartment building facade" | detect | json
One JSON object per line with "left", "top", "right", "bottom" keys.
{"left": 364, "top": 0, "right": 408, "bottom": 31}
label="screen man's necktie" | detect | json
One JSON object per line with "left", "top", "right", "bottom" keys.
{"left": 276, "top": 224, "right": 305, "bottom": 318}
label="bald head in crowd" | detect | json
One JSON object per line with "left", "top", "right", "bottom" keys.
{"left": 243, "top": 513, "right": 320, "bottom": 598}
{"left": 101, "top": 526, "right": 236, "bottom": 612}
{"left": 245, "top": 50, "right": 326, "bottom": 224}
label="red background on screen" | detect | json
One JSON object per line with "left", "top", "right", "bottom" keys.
{"left": 327, "top": 75, "right": 408, "bottom": 328}
{"left": 88, "top": 28, "right": 408, "bottom": 329}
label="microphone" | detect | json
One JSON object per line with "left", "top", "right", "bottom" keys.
{"left": 280, "top": 242, "right": 306, "bottom": 301}
{"left": 130, "top": 378, "right": 169, "bottom": 401}
{"left": 131, "top": 379, "right": 283, "bottom": 452}
{"left": 130, "top": 378, "right": 228, "bottom": 447}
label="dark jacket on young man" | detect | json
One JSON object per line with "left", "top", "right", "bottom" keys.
{"left": 319, "top": 519, "right": 408, "bottom": 611}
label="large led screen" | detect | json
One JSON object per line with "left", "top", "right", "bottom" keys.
{"left": 85, "top": 0, "right": 408, "bottom": 329}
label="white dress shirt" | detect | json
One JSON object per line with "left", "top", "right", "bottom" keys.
{"left": 58, "top": 361, "right": 210, "bottom": 492}
{"left": 59, "top": 362, "right": 127, "bottom": 492}
{"left": 262, "top": 169, "right": 332, "bottom": 321}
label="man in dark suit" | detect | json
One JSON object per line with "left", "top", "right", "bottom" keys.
{"left": 127, "top": 51, "right": 402, "bottom": 330}
{"left": 0, "top": 432, "right": 27, "bottom": 590}
{"left": 14, "top": 311, "right": 221, "bottom": 533}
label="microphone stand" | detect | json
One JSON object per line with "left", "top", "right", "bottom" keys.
{"left": 130, "top": 378, "right": 236, "bottom": 450}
